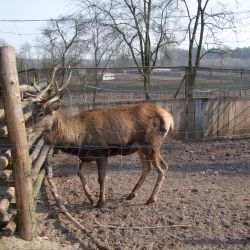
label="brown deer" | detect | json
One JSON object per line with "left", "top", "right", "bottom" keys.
{"left": 29, "top": 68, "right": 174, "bottom": 207}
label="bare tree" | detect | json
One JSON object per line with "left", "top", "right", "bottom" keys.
{"left": 16, "top": 42, "right": 33, "bottom": 73}
{"left": 39, "top": 28, "right": 58, "bottom": 67}
{"left": 79, "top": 0, "right": 178, "bottom": 99}
{"left": 39, "top": 15, "right": 88, "bottom": 68}
{"left": 86, "top": 9, "right": 123, "bottom": 105}
{"left": 180, "top": 0, "right": 237, "bottom": 98}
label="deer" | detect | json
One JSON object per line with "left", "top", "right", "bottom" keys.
{"left": 28, "top": 68, "right": 174, "bottom": 207}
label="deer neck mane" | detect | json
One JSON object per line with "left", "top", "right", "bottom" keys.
{"left": 50, "top": 110, "right": 84, "bottom": 146}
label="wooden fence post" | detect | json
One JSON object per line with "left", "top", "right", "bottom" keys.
{"left": 0, "top": 46, "right": 34, "bottom": 240}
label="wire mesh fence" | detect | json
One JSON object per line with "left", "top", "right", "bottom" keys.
{"left": 14, "top": 66, "right": 250, "bottom": 140}
{"left": 0, "top": 65, "right": 250, "bottom": 249}
{"left": 17, "top": 66, "right": 250, "bottom": 103}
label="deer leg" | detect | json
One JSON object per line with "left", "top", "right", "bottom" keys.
{"left": 96, "top": 158, "right": 108, "bottom": 207}
{"left": 78, "top": 161, "right": 94, "bottom": 205}
{"left": 146, "top": 151, "right": 166, "bottom": 205}
{"left": 127, "top": 150, "right": 152, "bottom": 200}
{"left": 160, "top": 157, "right": 169, "bottom": 171}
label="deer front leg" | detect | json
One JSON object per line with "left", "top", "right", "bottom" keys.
{"left": 146, "top": 151, "right": 166, "bottom": 205}
{"left": 96, "top": 158, "right": 108, "bottom": 207}
{"left": 127, "top": 150, "right": 152, "bottom": 200}
{"left": 78, "top": 161, "right": 94, "bottom": 205}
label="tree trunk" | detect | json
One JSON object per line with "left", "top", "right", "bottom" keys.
{"left": 186, "top": 67, "right": 197, "bottom": 99}
{"left": 143, "top": 67, "right": 151, "bottom": 100}
{"left": 92, "top": 67, "right": 99, "bottom": 107}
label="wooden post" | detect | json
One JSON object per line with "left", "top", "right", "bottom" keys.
{"left": 0, "top": 46, "right": 34, "bottom": 240}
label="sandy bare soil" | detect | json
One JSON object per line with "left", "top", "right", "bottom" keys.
{"left": 1, "top": 139, "right": 249, "bottom": 249}
{"left": 35, "top": 138, "right": 250, "bottom": 250}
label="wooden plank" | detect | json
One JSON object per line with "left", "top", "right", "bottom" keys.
{"left": 217, "top": 99, "right": 224, "bottom": 136}
{"left": 0, "top": 110, "right": 32, "bottom": 137}
{"left": 32, "top": 146, "right": 50, "bottom": 182}
{"left": 222, "top": 99, "right": 231, "bottom": 136}
{"left": 33, "top": 148, "right": 53, "bottom": 200}
{"left": 228, "top": 100, "right": 236, "bottom": 136}
{"left": 206, "top": 99, "right": 219, "bottom": 137}
{"left": 172, "top": 100, "right": 186, "bottom": 139}
{"left": 33, "top": 168, "right": 46, "bottom": 200}
{"left": 194, "top": 99, "right": 204, "bottom": 139}
{"left": 28, "top": 131, "right": 43, "bottom": 148}
{"left": 30, "top": 138, "right": 44, "bottom": 162}
{"left": 187, "top": 99, "right": 195, "bottom": 139}
{"left": 233, "top": 100, "right": 245, "bottom": 135}
{"left": 201, "top": 99, "right": 208, "bottom": 138}
{"left": 240, "top": 99, "right": 250, "bottom": 135}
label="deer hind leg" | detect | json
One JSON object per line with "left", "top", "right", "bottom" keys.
{"left": 160, "top": 157, "right": 169, "bottom": 171}
{"left": 78, "top": 161, "right": 94, "bottom": 205}
{"left": 146, "top": 151, "right": 166, "bottom": 205}
{"left": 127, "top": 150, "right": 152, "bottom": 200}
{"left": 96, "top": 158, "right": 108, "bottom": 207}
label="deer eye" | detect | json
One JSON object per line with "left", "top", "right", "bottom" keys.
{"left": 37, "top": 111, "right": 45, "bottom": 118}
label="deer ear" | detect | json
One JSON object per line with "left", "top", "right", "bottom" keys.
{"left": 49, "top": 99, "right": 61, "bottom": 111}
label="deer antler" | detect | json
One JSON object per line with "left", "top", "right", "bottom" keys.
{"left": 25, "top": 67, "right": 72, "bottom": 103}
{"left": 37, "top": 67, "right": 58, "bottom": 100}
{"left": 54, "top": 66, "right": 72, "bottom": 94}
{"left": 27, "top": 68, "right": 58, "bottom": 102}
{"left": 32, "top": 71, "right": 41, "bottom": 92}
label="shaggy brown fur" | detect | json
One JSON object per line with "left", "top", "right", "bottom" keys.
{"left": 33, "top": 100, "right": 174, "bottom": 206}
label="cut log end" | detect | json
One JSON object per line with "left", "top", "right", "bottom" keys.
{"left": 2, "top": 214, "right": 17, "bottom": 236}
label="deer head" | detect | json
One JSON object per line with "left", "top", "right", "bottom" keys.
{"left": 26, "top": 67, "right": 72, "bottom": 133}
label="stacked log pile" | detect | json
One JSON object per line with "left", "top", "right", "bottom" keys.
{"left": 0, "top": 79, "right": 52, "bottom": 236}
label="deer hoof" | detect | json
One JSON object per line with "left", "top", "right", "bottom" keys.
{"left": 145, "top": 197, "right": 156, "bottom": 205}
{"left": 126, "top": 193, "right": 136, "bottom": 200}
{"left": 96, "top": 200, "right": 105, "bottom": 207}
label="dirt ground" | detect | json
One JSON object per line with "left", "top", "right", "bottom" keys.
{"left": 1, "top": 138, "right": 250, "bottom": 249}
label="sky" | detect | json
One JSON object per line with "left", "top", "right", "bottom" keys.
{"left": 0, "top": 0, "right": 72, "bottom": 50}
{"left": 0, "top": 0, "right": 250, "bottom": 54}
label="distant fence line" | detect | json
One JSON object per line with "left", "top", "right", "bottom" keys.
{"left": 17, "top": 66, "right": 250, "bottom": 101}
{"left": 18, "top": 66, "right": 250, "bottom": 73}
{"left": 15, "top": 65, "right": 250, "bottom": 140}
